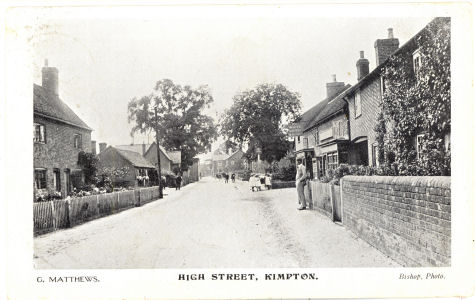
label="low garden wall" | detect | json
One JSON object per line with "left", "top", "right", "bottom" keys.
{"left": 341, "top": 176, "right": 451, "bottom": 267}
{"left": 271, "top": 181, "right": 295, "bottom": 189}
{"left": 34, "top": 186, "right": 161, "bottom": 236}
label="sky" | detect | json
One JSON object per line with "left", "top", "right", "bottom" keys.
{"left": 29, "top": 6, "right": 433, "bottom": 154}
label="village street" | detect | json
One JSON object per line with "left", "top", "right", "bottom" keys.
{"left": 34, "top": 177, "right": 399, "bottom": 269}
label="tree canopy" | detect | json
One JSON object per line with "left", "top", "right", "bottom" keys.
{"left": 128, "top": 79, "right": 218, "bottom": 169}
{"left": 220, "top": 83, "right": 301, "bottom": 163}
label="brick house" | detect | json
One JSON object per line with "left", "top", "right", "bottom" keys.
{"left": 342, "top": 18, "right": 450, "bottom": 167}
{"left": 211, "top": 152, "right": 228, "bottom": 176}
{"left": 33, "top": 60, "right": 93, "bottom": 200}
{"left": 341, "top": 33, "right": 398, "bottom": 166}
{"left": 97, "top": 146, "right": 156, "bottom": 187}
{"left": 223, "top": 149, "right": 245, "bottom": 172}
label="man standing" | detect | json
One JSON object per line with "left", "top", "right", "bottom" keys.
{"left": 295, "top": 158, "right": 307, "bottom": 210}
{"left": 176, "top": 174, "right": 182, "bottom": 190}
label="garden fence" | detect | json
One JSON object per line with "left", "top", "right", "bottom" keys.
{"left": 34, "top": 186, "right": 161, "bottom": 236}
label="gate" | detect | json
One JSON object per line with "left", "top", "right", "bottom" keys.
{"left": 330, "top": 183, "right": 342, "bottom": 222}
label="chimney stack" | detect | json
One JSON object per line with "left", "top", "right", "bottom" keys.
{"left": 41, "top": 59, "right": 59, "bottom": 96}
{"left": 142, "top": 142, "right": 146, "bottom": 156}
{"left": 99, "top": 142, "right": 107, "bottom": 153}
{"left": 326, "top": 74, "right": 345, "bottom": 99}
{"left": 374, "top": 28, "right": 399, "bottom": 66}
{"left": 356, "top": 51, "right": 370, "bottom": 81}
{"left": 91, "top": 140, "right": 97, "bottom": 155}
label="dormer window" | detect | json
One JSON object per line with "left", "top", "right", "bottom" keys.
{"left": 413, "top": 48, "right": 422, "bottom": 77}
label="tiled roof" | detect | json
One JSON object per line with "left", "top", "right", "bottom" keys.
{"left": 304, "top": 84, "right": 351, "bottom": 131}
{"left": 341, "top": 18, "right": 448, "bottom": 98}
{"left": 167, "top": 151, "right": 182, "bottom": 164}
{"left": 33, "top": 84, "right": 92, "bottom": 131}
{"left": 212, "top": 153, "right": 229, "bottom": 161}
{"left": 114, "top": 148, "right": 155, "bottom": 168}
{"left": 296, "top": 98, "right": 329, "bottom": 130}
{"left": 117, "top": 143, "right": 172, "bottom": 161}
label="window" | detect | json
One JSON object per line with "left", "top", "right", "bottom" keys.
{"left": 73, "top": 134, "right": 82, "bottom": 149}
{"left": 35, "top": 169, "right": 47, "bottom": 189}
{"left": 416, "top": 134, "right": 424, "bottom": 160}
{"left": 303, "top": 137, "right": 308, "bottom": 148}
{"left": 34, "top": 123, "right": 46, "bottom": 143}
{"left": 413, "top": 49, "right": 422, "bottom": 77}
{"left": 355, "top": 92, "right": 362, "bottom": 117}
{"left": 327, "top": 152, "right": 339, "bottom": 170}
{"left": 53, "top": 169, "right": 61, "bottom": 192}
{"left": 297, "top": 136, "right": 301, "bottom": 143}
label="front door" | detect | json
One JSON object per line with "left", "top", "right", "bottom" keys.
{"left": 64, "top": 169, "right": 71, "bottom": 196}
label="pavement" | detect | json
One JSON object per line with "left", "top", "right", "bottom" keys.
{"left": 33, "top": 177, "right": 400, "bottom": 268}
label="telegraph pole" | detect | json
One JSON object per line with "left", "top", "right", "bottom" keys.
{"left": 154, "top": 107, "right": 163, "bottom": 199}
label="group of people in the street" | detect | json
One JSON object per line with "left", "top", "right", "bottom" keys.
{"left": 221, "top": 172, "right": 236, "bottom": 183}
{"left": 249, "top": 173, "right": 272, "bottom": 192}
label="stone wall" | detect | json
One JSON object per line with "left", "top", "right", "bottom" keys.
{"left": 341, "top": 176, "right": 451, "bottom": 267}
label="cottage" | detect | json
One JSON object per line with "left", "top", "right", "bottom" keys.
{"left": 292, "top": 75, "right": 349, "bottom": 179}
{"left": 97, "top": 146, "right": 155, "bottom": 187}
{"left": 33, "top": 60, "right": 93, "bottom": 200}
{"left": 303, "top": 79, "right": 351, "bottom": 179}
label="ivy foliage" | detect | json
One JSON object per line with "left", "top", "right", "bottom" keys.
{"left": 377, "top": 18, "right": 451, "bottom": 176}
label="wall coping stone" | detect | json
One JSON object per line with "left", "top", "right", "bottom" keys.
{"left": 342, "top": 176, "right": 450, "bottom": 188}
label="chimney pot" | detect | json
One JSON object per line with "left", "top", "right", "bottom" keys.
{"left": 374, "top": 29, "right": 399, "bottom": 66}
{"left": 41, "top": 60, "right": 59, "bottom": 96}
{"left": 326, "top": 76, "right": 345, "bottom": 98}
{"left": 99, "top": 142, "right": 107, "bottom": 153}
{"left": 91, "top": 140, "right": 97, "bottom": 155}
{"left": 356, "top": 51, "right": 370, "bottom": 81}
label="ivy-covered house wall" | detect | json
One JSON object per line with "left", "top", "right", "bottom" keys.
{"left": 377, "top": 17, "right": 451, "bottom": 176}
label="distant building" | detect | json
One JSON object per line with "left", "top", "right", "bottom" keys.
{"left": 142, "top": 143, "right": 173, "bottom": 175}
{"left": 33, "top": 60, "right": 93, "bottom": 200}
{"left": 167, "top": 151, "right": 182, "bottom": 172}
{"left": 198, "top": 158, "right": 213, "bottom": 177}
{"left": 97, "top": 146, "right": 156, "bottom": 187}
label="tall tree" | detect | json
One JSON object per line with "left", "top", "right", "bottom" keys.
{"left": 220, "top": 83, "right": 301, "bottom": 163}
{"left": 128, "top": 79, "right": 218, "bottom": 169}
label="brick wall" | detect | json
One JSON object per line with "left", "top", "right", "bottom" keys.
{"left": 347, "top": 78, "right": 382, "bottom": 166}
{"left": 34, "top": 115, "right": 92, "bottom": 197}
{"left": 341, "top": 176, "right": 451, "bottom": 267}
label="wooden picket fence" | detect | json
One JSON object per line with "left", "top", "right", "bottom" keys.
{"left": 33, "top": 186, "right": 161, "bottom": 236}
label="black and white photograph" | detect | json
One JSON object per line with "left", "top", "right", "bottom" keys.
{"left": 2, "top": 2, "right": 474, "bottom": 300}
